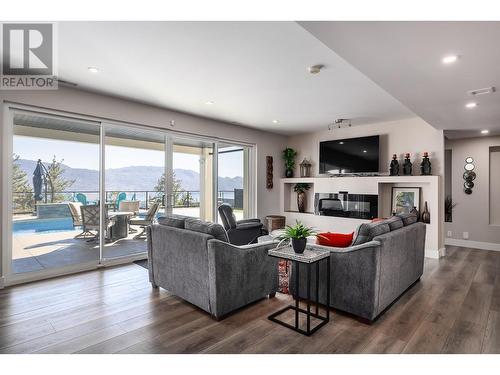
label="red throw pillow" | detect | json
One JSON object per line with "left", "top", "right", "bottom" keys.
{"left": 316, "top": 232, "right": 354, "bottom": 248}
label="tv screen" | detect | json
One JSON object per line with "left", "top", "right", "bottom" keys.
{"left": 319, "top": 135, "right": 380, "bottom": 174}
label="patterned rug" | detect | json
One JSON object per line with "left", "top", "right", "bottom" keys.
{"left": 278, "top": 259, "right": 290, "bottom": 294}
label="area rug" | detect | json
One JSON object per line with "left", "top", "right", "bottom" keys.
{"left": 278, "top": 260, "right": 289, "bottom": 294}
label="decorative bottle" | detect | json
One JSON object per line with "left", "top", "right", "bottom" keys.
{"left": 403, "top": 153, "right": 413, "bottom": 176}
{"left": 420, "top": 152, "right": 432, "bottom": 175}
{"left": 390, "top": 154, "right": 400, "bottom": 176}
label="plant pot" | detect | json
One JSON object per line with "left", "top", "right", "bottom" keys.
{"left": 285, "top": 168, "right": 294, "bottom": 178}
{"left": 291, "top": 237, "right": 307, "bottom": 254}
{"left": 297, "top": 191, "right": 306, "bottom": 213}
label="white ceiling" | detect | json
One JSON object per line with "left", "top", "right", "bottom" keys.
{"left": 299, "top": 21, "right": 500, "bottom": 136}
{"left": 57, "top": 21, "right": 414, "bottom": 135}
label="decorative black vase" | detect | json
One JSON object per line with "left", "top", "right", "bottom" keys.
{"left": 389, "top": 154, "right": 400, "bottom": 176}
{"left": 285, "top": 168, "right": 294, "bottom": 178}
{"left": 291, "top": 237, "right": 307, "bottom": 254}
{"left": 403, "top": 153, "right": 413, "bottom": 175}
{"left": 421, "top": 201, "right": 430, "bottom": 224}
{"left": 297, "top": 191, "right": 306, "bottom": 213}
{"left": 420, "top": 152, "right": 432, "bottom": 175}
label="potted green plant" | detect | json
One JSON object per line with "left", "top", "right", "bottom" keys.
{"left": 444, "top": 195, "right": 457, "bottom": 222}
{"left": 282, "top": 148, "right": 297, "bottom": 178}
{"left": 294, "top": 183, "right": 310, "bottom": 213}
{"left": 277, "top": 221, "right": 316, "bottom": 254}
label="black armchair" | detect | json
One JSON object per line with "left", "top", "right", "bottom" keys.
{"left": 218, "top": 203, "right": 266, "bottom": 245}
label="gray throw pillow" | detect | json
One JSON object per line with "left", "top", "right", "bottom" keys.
{"left": 184, "top": 218, "right": 229, "bottom": 242}
{"left": 397, "top": 212, "right": 418, "bottom": 226}
{"left": 383, "top": 216, "right": 404, "bottom": 231}
{"left": 157, "top": 214, "right": 188, "bottom": 228}
{"left": 352, "top": 221, "right": 391, "bottom": 246}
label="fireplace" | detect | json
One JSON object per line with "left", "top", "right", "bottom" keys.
{"left": 314, "top": 192, "right": 378, "bottom": 220}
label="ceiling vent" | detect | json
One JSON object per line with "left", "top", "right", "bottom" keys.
{"left": 468, "top": 86, "right": 496, "bottom": 96}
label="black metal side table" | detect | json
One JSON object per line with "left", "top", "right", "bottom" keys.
{"left": 267, "top": 245, "right": 330, "bottom": 336}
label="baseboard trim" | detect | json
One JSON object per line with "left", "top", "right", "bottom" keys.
{"left": 425, "top": 247, "right": 445, "bottom": 259}
{"left": 445, "top": 238, "right": 500, "bottom": 252}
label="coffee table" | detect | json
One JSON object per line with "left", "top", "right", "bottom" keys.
{"left": 267, "top": 244, "right": 330, "bottom": 336}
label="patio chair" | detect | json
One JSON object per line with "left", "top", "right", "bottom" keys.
{"left": 115, "top": 192, "right": 127, "bottom": 211}
{"left": 129, "top": 201, "right": 160, "bottom": 239}
{"left": 76, "top": 193, "right": 88, "bottom": 206}
{"left": 68, "top": 202, "right": 90, "bottom": 239}
{"left": 79, "top": 204, "right": 116, "bottom": 242}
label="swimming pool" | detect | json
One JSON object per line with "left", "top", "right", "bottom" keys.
{"left": 13, "top": 217, "right": 78, "bottom": 235}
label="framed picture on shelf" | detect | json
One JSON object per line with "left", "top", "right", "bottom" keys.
{"left": 391, "top": 187, "right": 421, "bottom": 215}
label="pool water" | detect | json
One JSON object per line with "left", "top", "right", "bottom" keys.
{"left": 13, "top": 217, "right": 78, "bottom": 235}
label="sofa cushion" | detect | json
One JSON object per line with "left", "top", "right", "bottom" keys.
{"left": 184, "top": 218, "right": 229, "bottom": 242}
{"left": 397, "top": 212, "right": 418, "bottom": 226}
{"left": 352, "top": 221, "right": 391, "bottom": 246}
{"left": 383, "top": 216, "right": 404, "bottom": 231}
{"left": 157, "top": 214, "right": 189, "bottom": 228}
{"left": 316, "top": 232, "right": 354, "bottom": 248}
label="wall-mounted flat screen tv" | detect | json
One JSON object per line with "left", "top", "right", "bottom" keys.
{"left": 319, "top": 135, "right": 380, "bottom": 174}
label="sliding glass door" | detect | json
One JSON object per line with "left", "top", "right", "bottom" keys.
{"left": 11, "top": 112, "right": 101, "bottom": 275}
{"left": 5, "top": 107, "right": 255, "bottom": 284}
{"left": 217, "top": 143, "right": 250, "bottom": 222}
{"left": 103, "top": 125, "right": 166, "bottom": 260}
{"left": 172, "top": 138, "right": 214, "bottom": 221}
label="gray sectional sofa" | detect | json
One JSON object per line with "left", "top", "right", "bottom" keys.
{"left": 290, "top": 214, "right": 426, "bottom": 322}
{"left": 147, "top": 214, "right": 279, "bottom": 320}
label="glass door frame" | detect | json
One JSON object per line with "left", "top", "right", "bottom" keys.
{"left": 3, "top": 106, "right": 104, "bottom": 285}
{"left": 2, "top": 104, "right": 256, "bottom": 286}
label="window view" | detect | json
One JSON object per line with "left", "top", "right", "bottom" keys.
{"left": 9, "top": 112, "right": 253, "bottom": 277}
{"left": 12, "top": 113, "right": 101, "bottom": 274}
{"left": 103, "top": 126, "right": 166, "bottom": 259}
{"left": 217, "top": 144, "right": 248, "bottom": 222}
{"left": 172, "top": 139, "right": 213, "bottom": 221}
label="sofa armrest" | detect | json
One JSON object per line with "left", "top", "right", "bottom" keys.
{"left": 207, "top": 240, "right": 279, "bottom": 318}
{"left": 237, "top": 218, "right": 262, "bottom": 224}
{"left": 307, "top": 240, "right": 381, "bottom": 253}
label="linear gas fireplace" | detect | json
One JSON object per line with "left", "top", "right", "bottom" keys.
{"left": 314, "top": 192, "right": 378, "bottom": 220}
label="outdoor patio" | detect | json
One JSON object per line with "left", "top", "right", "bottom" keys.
{"left": 12, "top": 207, "right": 242, "bottom": 274}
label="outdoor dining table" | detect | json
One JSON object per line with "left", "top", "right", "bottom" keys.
{"left": 108, "top": 211, "right": 135, "bottom": 240}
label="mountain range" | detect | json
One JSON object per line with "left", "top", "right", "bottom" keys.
{"left": 15, "top": 159, "right": 243, "bottom": 193}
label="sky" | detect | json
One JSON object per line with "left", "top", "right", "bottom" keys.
{"left": 13, "top": 135, "right": 244, "bottom": 177}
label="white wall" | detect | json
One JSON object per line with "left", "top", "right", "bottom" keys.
{"left": 445, "top": 136, "right": 500, "bottom": 246}
{"left": 0, "top": 87, "right": 287, "bottom": 280}
{"left": 287, "top": 117, "right": 445, "bottom": 177}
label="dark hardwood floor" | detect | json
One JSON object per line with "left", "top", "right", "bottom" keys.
{"left": 1, "top": 245, "right": 499, "bottom": 354}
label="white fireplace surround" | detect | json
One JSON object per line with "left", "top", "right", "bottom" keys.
{"left": 280, "top": 175, "right": 444, "bottom": 259}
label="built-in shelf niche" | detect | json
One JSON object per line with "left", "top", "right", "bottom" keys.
{"left": 282, "top": 180, "right": 315, "bottom": 215}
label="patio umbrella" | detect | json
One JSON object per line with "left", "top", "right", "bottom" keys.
{"left": 33, "top": 159, "right": 44, "bottom": 202}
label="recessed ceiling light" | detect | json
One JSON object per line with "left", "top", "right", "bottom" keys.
{"left": 465, "top": 102, "right": 478, "bottom": 109}
{"left": 339, "top": 141, "right": 344, "bottom": 145}
{"left": 88, "top": 67, "right": 99, "bottom": 73}
{"left": 308, "top": 64, "right": 324, "bottom": 74}
{"left": 205, "top": 101, "right": 214, "bottom": 105}
{"left": 481, "top": 130, "right": 489, "bottom": 134}
{"left": 442, "top": 55, "right": 459, "bottom": 64}
{"left": 272, "top": 120, "right": 279, "bottom": 124}
{"left": 363, "top": 150, "right": 367, "bottom": 153}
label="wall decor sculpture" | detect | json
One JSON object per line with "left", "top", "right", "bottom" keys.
{"left": 463, "top": 157, "right": 476, "bottom": 195}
